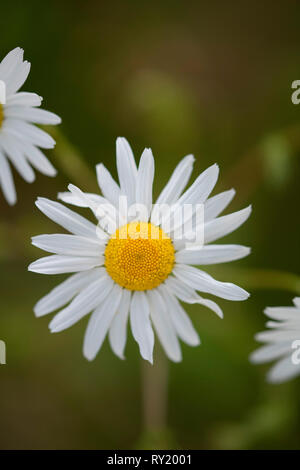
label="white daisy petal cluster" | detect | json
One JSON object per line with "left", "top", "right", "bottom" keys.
{"left": 29, "top": 137, "right": 251, "bottom": 363}
{"left": 250, "top": 297, "right": 300, "bottom": 383}
{"left": 0, "top": 47, "right": 61, "bottom": 205}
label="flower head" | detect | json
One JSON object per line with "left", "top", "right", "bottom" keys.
{"left": 250, "top": 297, "right": 300, "bottom": 383}
{"left": 0, "top": 47, "right": 61, "bottom": 205}
{"left": 29, "top": 137, "right": 251, "bottom": 363}
{"left": 104, "top": 222, "right": 175, "bottom": 291}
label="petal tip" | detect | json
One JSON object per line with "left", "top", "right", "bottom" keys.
{"left": 184, "top": 153, "right": 195, "bottom": 164}
{"left": 33, "top": 305, "right": 44, "bottom": 318}
{"left": 248, "top": 350, "right": 259, "bottom": 364}
{"left": 7, "top": 197, "right": 17, "bottom": 206}
{"left": 144, "top": 355, "right": 153, "bottom": 365}
{"left": 28, "top": 263, "right": 35, "bottom": 272}
{"left": 83, "top": 350, "right": 95, "bottom": 362}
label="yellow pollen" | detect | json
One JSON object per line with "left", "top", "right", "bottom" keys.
{"left": 104, "top": 222, "right": 175, "bottom": 291}
{"left": 0, "top": 104, "right": 3, "bottom": 128}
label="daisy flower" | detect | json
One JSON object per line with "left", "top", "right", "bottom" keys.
{"left": 0, "top": 47, "right": 61, "bottom": 205}
{"left": 250, "top": 297, "right": 300, "bottom": 383}
{"left": 29, "top": 137, "right": 251, "bottom": 363}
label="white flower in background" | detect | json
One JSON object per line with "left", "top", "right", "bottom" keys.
{"left": 0, "top": 47, "right": 61, "bottom": 205}
{"left": 250, "top": 297, "right": 300, "bottom": 383}
{"left": 29, "top": 137, "right": 251, "bottom": 363}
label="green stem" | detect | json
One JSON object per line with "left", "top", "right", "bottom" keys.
{"left": 44, "top": 126, "right": 98, "bottom": 191}
{"left": 141, "top": 348, "right": 169, "bottom": 434}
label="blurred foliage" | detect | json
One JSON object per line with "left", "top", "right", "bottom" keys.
{"left": 0, "top": 0, "right": 300, "bottom": 450}
{"left": 261, "top": 134, "right": 293, "bottom": 188}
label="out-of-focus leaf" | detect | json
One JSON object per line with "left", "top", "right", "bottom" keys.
{"left": 212, "top": 387, "right": 297, "bottom": 449}
{"left": 261, "top": 134, "right": 293, "bottom": 188}
{"left": 127, "top": 70, "right": 198, "bottom": 150}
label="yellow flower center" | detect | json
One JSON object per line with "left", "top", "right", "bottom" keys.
{"left": 0, "top": 104, "right": 3, "bottom": 128}
{"left": 104, "top": 222, "right": 175, "bottom": 291}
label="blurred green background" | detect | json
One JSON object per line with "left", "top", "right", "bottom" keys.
{"left": 0, "top": 0, "right": 300, "bottom": 449}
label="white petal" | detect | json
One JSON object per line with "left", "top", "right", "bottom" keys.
{"left": 0, "top": 151, "right": 16, "bottom": 205}
{"left": 161, "top": 163, "right": 219, "bottom": 231}
{"left": 50, "top": 274, "right": 114, "bottom": 333}
{"left": 3, "top": 118, "right": 55, "bottom": 148}
{"left": 83, "top": 283, "right": 123, "bottom": 361}
{"left": 250, "top": 341, "right": 293, "bottom": 364}
{"left": 96, "top": 163, "right": 121, "bottom": 208}
{"left": 31, "top": 234, "right": 105, "bottom": 256}
{"left": 6, "top": 92, "right": 42, "bottom": 107}
{"left": 130, "top": 291, "right": 154, "bottom": 363}
{"left": 147, "top": 289, "right": 182, "bottom": 362}
{"left": 175, "top": 244, "right": 250, "bottom": 265}
{"left": 177, "top": 163, "right": 219, "bottom": 206}
{"left": 67, "top": 184, "right": 104, "bottom": 214}
{"left": 266, "top": 320, "right": 300, "bottom": 330}
{"left": 68, "top": 183, "right": 121, "bottom": 233}
{"left": 136, "top": 148, "right": 154, "bottom": 220}
{"left": 204, "top": 189, "right": 235, "bottom": 222}
{"left": 35, "top": 197, "right": 99, "bottom": 238}
{"left": 0, "top": 47, "right": 24, "bottom": 83}
{"left": 158, "top": 285, "right": 200, "bottom": 346}
{"left": 5, "top": 60, "right": 30, "bottom": 95}
{"left": 34, "top": 268, "right": 103, "bottom": 317}
{"left": 204, "top": 205, "right": 252, "bottom": 244}
{"left": 151, "top": 154, "right": 195, "bottom": 225}
{"left": 267, "top": 355, "right": 300, "bottom": 384}
{"left": 28, "top": 254, "right": 103, "bottom": 275}
{"left": 58, "top": 191, "right": 102, "bottom": 207}
{"left": 293, "top": 298, "right": 300, "bottom": 308}
{"left": 116, "top": 137, "right": 137, "bottom": 206}
{"left": 4, "top": 106, "right": 61, "bottom": 124}
{"left": 164, "top": 276, "right": 200, "bottom": 303}
{"left": 173, "top": 264, "right": 249, "bottom": 301}
{"left": 108, "top": 289, "right": 131, "bottom": 359}
{"left": 255, "top": 329, "right": 300, "bottom": 343}
{"left": 22, "top": 142, "right": 57, "bottom": 177}
{"left": 164, "top": 276, "right": 223, "bottom": 318}
{"left": 0, "top": 132, "right": 35, "bottom": 182}
{"left": 264, "top": 306, "right": 300, "bottom": 322}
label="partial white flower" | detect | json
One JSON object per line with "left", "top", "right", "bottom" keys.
{"left": 29, "top": 137, "right": 251, "bottom": 363}
{"left": 250, "top": 297, "right": 300, "bottom": 383}
{"left": 0, "top": 47, "right": 61, "bottom": 205}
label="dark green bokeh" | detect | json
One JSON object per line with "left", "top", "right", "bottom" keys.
{"left": 0, "top": 0, "right": 300, "bottom": 449}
